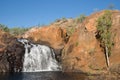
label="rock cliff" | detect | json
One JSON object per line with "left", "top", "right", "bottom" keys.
{"left": 23, "top": 10, "right": 120, "bottom": 75}
{"left": 0, "top": 10, "right": 120, "bottom": 77}
{"left": 0, "top": 30, "right": 25, "bottom": 72}
{"left": 62, "top": 10, "right": 120, "bottom": 74}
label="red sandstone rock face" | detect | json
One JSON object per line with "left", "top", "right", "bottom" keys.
{"left": 62, "top": 27, "right": 106, "bottom": 73}
{"left": 23, "top": 25, "right": 67, "bottom": 50}
{"left": 83, "top": 11, "right": 104, "bottom": 32}
{"left": 23, "top": 10, "right": 120, "bottom": 74}
{"left": 62, "top": 10, "right": 120, "bottom": 73}
{"left": 109, "top": 11, "right": 120, "bottom": 67}
{"left": 83, "top": 10, "right": 120, "bottom": 69}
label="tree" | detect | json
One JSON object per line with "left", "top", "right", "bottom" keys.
{"left": 96, "top": 10, "right": 113, "bottom": 68}
{"left": 0, "top": 24, "right": 9, "bottom": 32}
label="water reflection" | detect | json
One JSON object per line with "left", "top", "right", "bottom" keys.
{"left": 0, "top": 72, "right": 88, "bottom": 80}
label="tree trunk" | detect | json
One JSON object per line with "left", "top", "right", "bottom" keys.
{"left": 105, "top": 46, "right": 110, "bottom": 68}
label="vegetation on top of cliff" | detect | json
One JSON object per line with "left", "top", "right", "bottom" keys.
{"left": 66, "top": 26, "right": 76, "bottom": 37}
{"left": 9, "top": 27, "right": 29, "bottom": 36}
{"left": 53, "top": 17, "right": 68, "bottom": 25}
{"left": 96, "top": 10, "right": 114, "bottom": 67}
{"left": 0, "top": 24, "right": 9, "bottom": 32}
{"left": 75, "top": 14, "right": 86, "bottom": 23}
{"left": 65, "top": 14, "right": 86, "bottom": 37}
{"left": 0, "top": 24, "right": 29, "bottom": 36}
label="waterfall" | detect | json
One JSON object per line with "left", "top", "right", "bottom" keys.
{"left": 18, "top": 39, "right": 61, "bottom": 72}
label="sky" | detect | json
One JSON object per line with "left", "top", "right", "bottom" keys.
{"left": 0, "top": 0, "right": 120, "bottom": 28}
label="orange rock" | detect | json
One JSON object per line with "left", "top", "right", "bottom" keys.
{"left": 62, "top": 10, "right": 120, "bottom": 73}
{"left": 62, "top": 27, "right": 106, "bottom": 73}
{"left": 23, "top": 10, "right": 120, "bottom": 74}
{"left": 83, "top": 11, "right": 104, "bottom": 32}
{"left": 23, "top": 25, "right": 67, "bottom": 49}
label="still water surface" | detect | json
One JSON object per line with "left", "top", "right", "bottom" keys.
{"left": 0, "top": 72, "right": 88, "bottom": 80}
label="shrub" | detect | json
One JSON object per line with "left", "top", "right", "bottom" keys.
{"left": 75, "top": 42, "right": 79, "bottom": 47}
{"left": 9, "top": 27, "right": 29, "bottom": 36}
{"left": 75, "top": 14, "right": 86, "bottom": 23}
{"left": 66, "top": 27, "right": 75, "bottom": 36}
{"left": 0, "top": 24, "right": 9, "bottom": 32}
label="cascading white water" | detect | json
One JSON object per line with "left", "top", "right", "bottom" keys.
{"left": 18, "top": 39, "right": 61, "bottom": 72}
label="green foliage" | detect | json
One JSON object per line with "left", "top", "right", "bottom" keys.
{"left": 62, "top": 17, "right": 67, "bottom": 21}
{"left": 75, "top": 14, "right": 86, "bottom": 23}
{"left": 55, "top": 17, "right": 67, "bottom": 23}
{"left": 0, "top": 24, "right": 29, "bottom": 35}
{"left": 9, "top": 27, "right": 29, "bottom": 36}
{"left": 66, "top": 27, "right": 75, "bottom": 36}
{"left": 0, "top": 24, "right": 9, "bottom": 32}
{"left": 89, "top": 48, "right": 95, "bottom": 56}
{"left": 75, "top": 42, "right": 79, "bottom": 47}
{"left": 96, "top": 10, "right": 113, "bottom": 56}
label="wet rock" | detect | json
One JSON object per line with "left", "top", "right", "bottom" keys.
{"left": 6, "top": 40, "right": 25, "bottom": 72}
{"left": 53, "top": 49, "right": 63, "bottom": 62}
{"left": 0, "top": 30, "right": 25, "bottom": 72}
